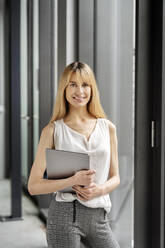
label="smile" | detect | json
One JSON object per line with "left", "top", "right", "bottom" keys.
{"left": 72, "top": 96, "right": 86, "bottom": 100}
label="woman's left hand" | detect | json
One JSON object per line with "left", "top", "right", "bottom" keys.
{"left": 72, "top": 182, "right": 103, "bottom": 201}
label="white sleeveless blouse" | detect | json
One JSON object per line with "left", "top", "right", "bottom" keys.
{"left": 53, "top": 118, "right": 112, "bottom": 213}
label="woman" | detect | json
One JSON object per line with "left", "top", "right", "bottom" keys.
{"left": 28, "top": 61, "right": 120, "bottom": 248}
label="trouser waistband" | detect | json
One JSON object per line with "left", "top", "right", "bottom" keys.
{"left": 72, "top": 199, "right": 107, "bottom": 223}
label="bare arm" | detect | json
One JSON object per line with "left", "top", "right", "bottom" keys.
{"left": 27, "top": 123, "right": 76, "bottom": 195}
{"left": 100, "top": 121, "right": 120, "bottom": 195}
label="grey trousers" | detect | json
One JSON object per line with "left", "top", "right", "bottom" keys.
{"left": 46, "top": 197, "right": 120, "bottom": 248}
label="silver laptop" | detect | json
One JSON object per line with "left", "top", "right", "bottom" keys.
{"left": 45, "top": 148, "right": 90, "bottom": 193}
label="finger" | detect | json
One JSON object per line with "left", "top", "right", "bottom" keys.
{"left": 76, "top": 192, "right": 82, "bottom": 199}
{"left": 72, "top": 186, "right": 79, "bottom": 191}
{"left": 72, "top": 185, "right": 82, "bottom": 189}
{"left": 74, "top": 188, "right": 85, "bottom": 196}
{"left": 86, "top": 169, "right": 96, "bottom": 175}
{"left": 86, "top": 183, "right": 96, "bottom": 188}
{"left": 84, "top": 184, "right": 96, "bottom": 190}
{"left": 77, "top": 193, "right": 87, "bottom": 201}
{"left": 73, "top": 186, "right": 92, "bottom": 197}
{"left": 75, "top": 186, "right": 86, "bottom": 192}
{"left": 72, "top": 185, "right": 79, "bottom": 188}
{"left": 74, "top": 188, "right": 88, "bottom": 198}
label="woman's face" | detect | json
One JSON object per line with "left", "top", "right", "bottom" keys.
{"left": 65, "top": 73, "right": 92, "bottom": 108}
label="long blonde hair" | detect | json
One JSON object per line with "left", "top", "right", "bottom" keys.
{"left": 49, "top": 61, "right": 107, "bottom": 123}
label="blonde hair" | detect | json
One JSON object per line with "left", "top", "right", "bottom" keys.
{"left": 49, "top": 61, "right": 107, "bottom": 123}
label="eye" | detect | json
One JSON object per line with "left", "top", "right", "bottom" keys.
{"left": 70, "top": 82, "right": 76, "bottom": 87}
{"left": 82, "top": 82, "right": 89, "bottom": 87}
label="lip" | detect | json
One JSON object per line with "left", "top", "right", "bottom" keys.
{"left": 72, "top": 96, "right": 86, "bottom": 102}
{"left": 72, "top": 96, "right": 86, "bottom": 100}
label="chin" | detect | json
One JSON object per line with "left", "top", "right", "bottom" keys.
{"left": 70, "top": 100, "right": 89, "bottom": 107}
{"left": 72, "top": 102, "right": 88, "bottom": 107}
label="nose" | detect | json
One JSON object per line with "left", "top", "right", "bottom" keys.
{"left": 76, "top": 86, "right": 84, "bottom": 93}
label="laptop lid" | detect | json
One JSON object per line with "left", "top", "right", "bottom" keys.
{"left": 45, "top": 148, "right": 90, "bottom": 193}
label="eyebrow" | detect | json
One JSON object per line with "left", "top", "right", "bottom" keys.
{"left": 70, "top": 81, "right": 88, "bottom": 84}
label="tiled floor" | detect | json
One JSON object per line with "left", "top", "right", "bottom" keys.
{"left": 0, "top": 179, "right": 47, "bottom": 248}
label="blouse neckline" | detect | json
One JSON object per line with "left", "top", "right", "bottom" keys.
{"left": 61, "top": 118, "right": 99, "bottom": 143}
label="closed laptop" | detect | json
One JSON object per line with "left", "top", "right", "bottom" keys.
{"left": 45, "top": 148, "right": 90, "bottom": 193}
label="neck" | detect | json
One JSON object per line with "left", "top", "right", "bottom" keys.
{"left": 65, "top": 106, "right": 92, "bottom": 122}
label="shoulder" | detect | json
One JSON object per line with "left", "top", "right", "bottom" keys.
{"left": 100, "top": 118, "right": 117, "bottom": 143}
{"left": 41, "top": 122, "right": 54, "bottom": 139}
{"left": 39, "top": 122, "right": 55, "bottom": 147}
{"left": 105, "top": 119, "right": 118, "bottom": 146}
{"left": 106, "top": 119, "right": 116, "bottom": 131}
{"left": 100, "top": 118, "right": 116, "bottom": 132}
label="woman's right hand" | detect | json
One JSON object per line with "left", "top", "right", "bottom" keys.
{"left": 73, "top": 169, "right": 96, "bottom": 186}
